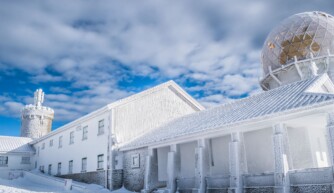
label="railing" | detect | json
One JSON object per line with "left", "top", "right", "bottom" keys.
{"left": 176, "top": 177, "right": 197, "bottom": 193}
{"left": 205, "top": 176, "right": 229, "bottom": 193}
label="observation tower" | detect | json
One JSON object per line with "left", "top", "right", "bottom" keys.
{"left": 20, "top": 89, "right": 54, "bottom": 139}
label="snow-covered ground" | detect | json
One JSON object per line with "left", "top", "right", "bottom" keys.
{"left": 0, "top": 177, "right": 80, "bottom": 193}
{"left": 0, "top": 177, "right": 133, "bottom": 193}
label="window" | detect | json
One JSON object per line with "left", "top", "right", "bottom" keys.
{"left": 70, "top": 131, "right": 74, "bottom": 144}
{"left": 82, "top": 126, "right": 88, "bottom": 140}
{"left": 48, "top": 164, "right": 52, "bottom": 175}
{"left": 98, "top": 120, "right": 104, "bottom": 135}
{"left": 131, "top": 154, "right": 140, "bottom": 168}
{"left": 57, "top": 163, "right": 61, "bottom": 175}
{"left": 21, "top": 157, "right": 30, "bottom": 164}
{"left": 40, "top": 165, "right": 45, "bottom": 173}
{"left": 49, "top": 139, "right": 53, "bottom": 147}
{"left": 69, "top": 160, "right": 73, "bottom": 174}
{"left": 82, "top": 158, "right": 87, "bottom": 172}
{"left": 0, "top": 156, "right": 8, "bottom": 167}
{"left": 42, "top": 143, "right": 45, "bottom": 150}
{"left": 97, "top": 154, "right": 104, "bottom": 170}
{"left": 59, "top": 136, "right": 63, "bottom": 148}
{"left": 37, "top": 147, "right": 40, "bottom": 156}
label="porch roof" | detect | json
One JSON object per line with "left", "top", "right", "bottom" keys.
{"left": 0, "top": 136, "right": 34, "bottom": 154}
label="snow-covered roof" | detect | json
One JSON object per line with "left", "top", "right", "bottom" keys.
{"left": 0, "top": 136, "right": 34, "bottom": 154}
{"left": 120, "top": 74, "right": 334, "bottom": 150}
{"left": 31, "top": 80, "right": 204, "bottom": 144}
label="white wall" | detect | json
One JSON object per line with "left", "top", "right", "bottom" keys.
{"left": 244, "top": 128, "right": 274, "bottom": 173}
{"left": 34, "top": 111, "right": 110, "bottom": 176}
{"left": 210, "top": 135, "right": 230, "bottom": 176}
{"left": 0, "top": 153, "right": 33, "bottom": 179}
{"left": 179, "top": 142, "right": 196, "bottom": 178}
{"left": 157, "top": 146, "right": 170, "bottom": 181}
{"left": 114, "top": 86, "right": 199, "bottom": 144}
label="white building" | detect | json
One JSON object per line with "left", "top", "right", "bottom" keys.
{"left": 1, "top": 11, "right": 334, "bottom": 193}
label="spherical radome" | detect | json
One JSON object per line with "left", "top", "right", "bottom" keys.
{"left": 261, "top": 11, "right": 334, "bottom": 76}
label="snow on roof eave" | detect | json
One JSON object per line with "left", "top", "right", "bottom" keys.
{"left": 119, "top": 98, "right": 334, "bottom": 151}
{"left": 31, "top": 80, "right": 204, "bottom": 144}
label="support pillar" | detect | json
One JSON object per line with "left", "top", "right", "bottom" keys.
{"left": 143, "top": 148, "right": 153, "bottom": 193}
{"left": 326, "top": 112, "right": 334, "bottom": 166}
{"left": 167, "top": 145, "right": 178, "bottom": 193}
{"left": 195, "top": 139, "right": 208, "bottom": 193}
{"left": 273, "top": 123, "right": 290, "bottom": 193}
{"left": 228, "top": 132, "right": 243, "bottom": 193}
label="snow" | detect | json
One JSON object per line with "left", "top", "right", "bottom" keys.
{"left": 0, "top": 177, "right": 80, "bottom": 193}
{"left": 0, "top": 136, "right": 34, "bottom": 153}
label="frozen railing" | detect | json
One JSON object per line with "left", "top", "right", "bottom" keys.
{"left": 205, "top": 176, "right": 229, "bottom": 193}
{"left": 176, "top": 177, "right": 197, "bottom": 192}
{"left": 243, "top": 172, "right": 275, "bottom": 193}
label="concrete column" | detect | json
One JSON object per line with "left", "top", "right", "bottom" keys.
{"left": 143, "top": 148, "right": 153, "bottom": 193}
{"left": 273, "top": 123, "right": 290, "bottom": 193}
{"left": 228, "top": 132, "right": 243, "bottom": 193}
{"left": 167, "top": 144, "right": 178, "bottom": 193}
{"left": 326, "top": 112, "right": 334, "bottom": 166}
{"left": 195, "top": 139, "right": 208, "bottom": 193}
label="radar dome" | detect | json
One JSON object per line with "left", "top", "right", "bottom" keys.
{"left": 260, "top": 11, "right": 334, "bottom": 90}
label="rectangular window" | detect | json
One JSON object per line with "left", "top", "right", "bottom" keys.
{"left": 97, "top": 154, "right": 104, "bottom": 170}
{"left": 131, "top": 154, "right": 140, "bottom": 168}
{"left": 82, "top": 126, "right": 88, "bottom": 140}
{"left": 48, "top": 164, "right": 52, "bottom": 175}
{"left": 42, "top": 143, "right": 45, "bottom": 150}
{"left": 40, "top": 165, "right": 45, "bottom": 173}
{"left": 59, "top": 136, "right": 63, "bottom": 148}
{"left": 37, "top": 147, "right": 40, "bottom": 156}
{"left": 49, "top": 139, "right": 53, "bottom": 147}
{"left": 0, "top": 156, "right": 8, "bottom": 167}
{"left": 57, "top": 163, "right": 61, "bottom": 175}
{"left": 70, "top": 131, "right": 74, "bottom": 144}
{"left": 98, "top": 120, "right": 104, "bottom": 135}
{"left": 21, "top": 157, "right": 30, "bottom": 164}
{"left": 69, "top": 160, "right": 73, "bottom": 174}
{"left": 82, "top": 158, "right": 87, "bottom": 172}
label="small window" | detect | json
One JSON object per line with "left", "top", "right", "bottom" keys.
{"left": 69, "top": 160, "right": 73, "bottom": 174}
{"left": 37, "top": 147, "right": 40, "bottom": 156}
{"left": 48, "top": 164, "right": 52, "bottom": 175}
{"left": 42, "top": 143, "right": 45, "bottom": 150}
{"left": 59, "top": 136, "right": 63, "bottom": 148}
{"left": 40, "top": 165, "right": 45, "bottom": 173}
{"left": 0, "top": 156, "right": 8, "bottom": 167}
{"left": 98, "top": 120, "right": 104, "bottom": 135}
{"left": 57, "top": 163, "right": 61, "bottom": 175}
{"left": 131, "top": 154, "right": 140, "bottom": 168}
{"left": 82, "top": 158, "right": 87, "bottom": 172}
{"left": 21, "top": 157, "right": 30, "bottom": 164}
{"left": 49, "top": 139, "right": 53, "bottom": 147}
{"left": 97, "top": 154, "right": 104, "bottom": 170}
{"left": 70, "top": 131, "right": 74, "bottom": 144}
{"left": 82, "top": 126, "right": 88, "bottom": 140}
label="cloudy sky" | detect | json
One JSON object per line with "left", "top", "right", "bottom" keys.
{"left": 0, "top": 0, "right": 333, "bottom": 136}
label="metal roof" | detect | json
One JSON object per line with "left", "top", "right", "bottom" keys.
{"left": 0, "top": 136, "right": 34, "bottom": 154}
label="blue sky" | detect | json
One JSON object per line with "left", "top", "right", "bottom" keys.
{"left": 0, "top": 0, "right": 333, "bottom": 136}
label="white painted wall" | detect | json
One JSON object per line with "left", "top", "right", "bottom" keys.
{"left": 157, "top": 146, "right": 170, "bottom": 181}
{"left": 34, "top": 112, "right": 110, "bottom": 176}
{"left": 307, "top": 126, "right": 330, "bottom": 168}
{"left": 244, "top": 128, "right": 274, "bottom": 173}
{"left": 114, "top": 87, "right": 199, "bottom": 144}
{"left": 0, "top": 153, "right": 33, "bottom": 179}
{"left": 179, "top": 142, "right": 196, "bottom": 178}
{"left": 210, "top": 135, "right": 230, "bottom": 176}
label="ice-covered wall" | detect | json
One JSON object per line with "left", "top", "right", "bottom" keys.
{"left": 0, "top": 154, "right": 33, "bottom": 179}
{"left": 122, "top": 147, "right": 148, "bottom": 192}
{"left": 114, "top": 86, "right": 201, "bottom": 144}
{"left": 20, "top": 89, "right": 54, "bottom": 139}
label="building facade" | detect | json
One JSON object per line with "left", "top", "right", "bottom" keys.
{"left": 1, "top": 11, "right": 334, "bottom": 193}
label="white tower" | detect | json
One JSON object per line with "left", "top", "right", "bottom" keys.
{"left": 20, "top": 89, "right": 54, "bottom": 139}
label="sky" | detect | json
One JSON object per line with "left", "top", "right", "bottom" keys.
{"left": 0, "top": 0, "right": 333, "bottom": 136}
